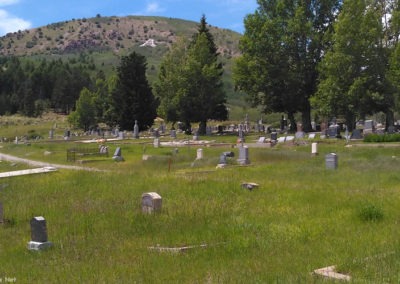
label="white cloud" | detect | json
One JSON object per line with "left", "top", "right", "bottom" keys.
{"left": 146, "top": 2, "right": 163, "bottom": 13}
{"left": 0, "top": 0, "right": 19, "bottom": 7}
{"left": 0, "top": 9, "right": 31, "bottom": 35}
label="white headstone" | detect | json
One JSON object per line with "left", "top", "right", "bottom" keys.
{"left": 141, "top": 192, "right": 162, "bottom": 213}
{"left": 311, "top": 142, "right": 318, "bottom": 156}
{"left": 153, "top": 138, "right": 160, "bottom": 148}
{"left": 196, "top": 148, "right": 203, "bottom": 160}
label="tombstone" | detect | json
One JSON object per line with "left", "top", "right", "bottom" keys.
{"left": 133, "top": 120, "right": 139, "bottom": 139}
{"left": 350, "top": 129, "right": 363, "bottom": 140}
{"left": 257, "top": 137, "right": 266, "bottom": 143}
{"left": 0, "top": 202, "right": 3, "bottom": 223}
{"left": 328, "top": 125, "right": 340, "bottom": 138}
{"left": 159, "top": 123, "right": 166, "bottom": 134}
{"left": 141, "top": 192, "right": 162, "bottom": 214}
{"left": 388, "top": 125, "right": 395, "bottom": 134}
{"left": 237, "top": 146, "right": 250, "bottom": 165}
{"left": 192, "top": 132, "right": 199, "bottom": 141}
{"left": 196, "top": 148, "right": 203, "bottom": 160}
{"left": 364, "top": 120, "right": 375, "bottom": 135}
{"left": 170, "top": 129, "right": 177, "bottom": 139}
{"left": 112, "top": 147, "right": 124, "bottom": 161}
{"left": 206, "top": 126, "right": 212, "bottom": 136}
{"left": 218, "top": 153, "right": 227, "bottom": 165}
{"left": 49, "top": 129, "right": 54, "bottom": 139}
{"left": 118, "top": 131, "right": 124, "bottom": 140}
{"left": 311, "top": 142, "right": 318, "bottom": 156}
{"left": 271, "top": 132, "right": 278, "bottom": 141}
{"left": 295, "top": 131, "right": 305, "bottom": 139}
{"left": 153, "top": 138, "right": 160, "bottom": 148}
{"left": 64, "top": 130, "right": 70, "bottom": 140}
{"left": 27, "top": 216, "right": 53, "bottom": 250}
{"left": 308, "top": 133, "right": 316, "bottom": 139}
{"left": 325, "top": 153, "right": 338, "bottom": 170}
{"left": 14, "top": 136, "right": 18, "bottom": 144}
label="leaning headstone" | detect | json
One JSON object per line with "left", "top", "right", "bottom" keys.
{"left": 27, "top": 216, "right": 53, "bottom": 250}
{"left": 133, "top": 120, "right": 139, "bottom": 139}
{"left": 112, "top": 147, "right": 124, "bottom": 162}
{"left": 237, "top": 146, "right": 250, "bottom": 165}
{"left": 325, "top": 153, "right": 338, "bottom": 170}
{"left": 196, "top": 148, "right": 203, "bottom": 160}
{"left": 141, "top": 192, "right": 162, "bottom": 214}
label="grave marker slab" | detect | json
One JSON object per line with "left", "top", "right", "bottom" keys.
{"left": 27, "top": 216, "right": 53, "bottom": 250}
{"left": 141, "top": 192, "right": 162, "bottom": 213}
{"left": 237, "top": 146, "right": 250, "bottom": 165}
{"left": 196, "top": 149, "right": 203, "bottom": 160}
{"left": 325, "top": 153, "right": 338, "bottom": 170}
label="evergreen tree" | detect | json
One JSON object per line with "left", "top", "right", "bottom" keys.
{"left": 68, "top": 87, "right": 96, "bottom": 131}
{"left": 111, "top": 51, "right": 157, "bottom": 130}
{"left": 155, "top": 15, "right": 227, "bottom": 134}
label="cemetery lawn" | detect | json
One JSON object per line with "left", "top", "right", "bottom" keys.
{"left": 1, "top": 135, "right": 400, "bottom": 282}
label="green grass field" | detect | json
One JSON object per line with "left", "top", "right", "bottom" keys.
{"left": 1, "top": 121, "right": 400, "bottom": 282}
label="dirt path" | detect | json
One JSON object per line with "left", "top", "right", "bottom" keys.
{"left": 0, "top": 152, "right": 104, "bottom": 172}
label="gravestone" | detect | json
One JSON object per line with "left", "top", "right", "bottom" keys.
{"left": 271, "top": 132, "right": 278, "bottom": 141}
{"left": 112, "top": 147, "right": 124, "bottom": 161}
{"left": 388, "top": 125, "right": 395, "bottom": 134}
{"left": 311, "top": 142, "right": 318, "bottom": 156}
{"left": 237, "top": 146, "right": 250, "bottom": 165}
{"left": 133, "top": 120, "right": 139, "bottom": 139}
{"left": 64, "top": 130, "right": 70, "bottom": 140}
{"left": 350, "top": 129, "right": 363, "bottom": 140}
{"left": 170, "top": 130, "right": 177, "bottom": 139}
{"left": 118, "top": 131, "right": 124, "bottom": 140}
{"left": 153, "top": 138, "right": 160, "bottom": 148}
{"left": 196, "top": 148, "right": 203, "bottom": 160}
{"left": 364, "top": 120, "right": 375, "bottom": 135}
{"left": 141, "top": 192, "right": 162, "bottom": 214}
{"left": 206, "top": 126, "right": 212, "bottom": 135}
{"left": 325, "top": 153, "right": 338, "bottom": 170}
{"left": 49, "top": 129, "right": 54, "bottom": 139}
{"left": 14, "top": 136, "right": 18, "bottom": 144}
{"left": 27, "top": 216, "right": 53, "bottom": 250}
{"left": 218, "top": 153, "right": 227, "bottom": 165}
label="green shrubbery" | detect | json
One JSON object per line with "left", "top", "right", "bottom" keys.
{"left": 364, "top": 133, "right": 400, "bottom": 142}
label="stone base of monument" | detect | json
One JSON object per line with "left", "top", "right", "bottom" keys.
{"left": 27, "top": 241, "right": 53, "bottom": 251}
{"left": 237, "top": 159, "right": 250, "bottom": 165}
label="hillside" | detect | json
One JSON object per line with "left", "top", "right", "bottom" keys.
{"left": 0, "top": 15, "right": 241, "bottom": 57}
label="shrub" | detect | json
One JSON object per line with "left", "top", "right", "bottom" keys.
{"left": 358, "top": 203, "right": 384, "bottom": 222}
{"left": 364, "top": 133, "right": 400, "bottom": 142}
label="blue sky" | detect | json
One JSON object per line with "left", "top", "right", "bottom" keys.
{"left": 0, "top": 0, "right": 258, "bottom": 36}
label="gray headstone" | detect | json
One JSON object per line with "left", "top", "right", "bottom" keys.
{"left": 350, "top": 129, "right": 363, "bottom": 140}
{"left": 170, "top": 130, "right": 177, "bottom": 139}
{"left": 153, "top": 138, "right": 160, "bottom": 148}
{"left": 328, "top": 125, "right": 340, "bottom": 138}
{"left": 271, "top": 132, "right": 278, "bottom": 141}
{"left": 113, "top": 147, "right": 121, "bottom": 157}
{"left": 388, "top": 125, "right": 395, "bottom": 134}
{"left": 219, "top": 154, "right": 227, "bottom": 164}
{"left": 237, "top": 146, "right": 250, "bottom": 165}
{"left": 295, "top": 131, "right": 305, "bottom": 139}
{"left": 141, "top": 192, "right": 162, "bottom": 213}
{"left": 118, "top": 131, "right": 124, "bottom": 139}
{"left": 30, "top": 216, "right": 48, "bottom": 242}
{"left": 133, "top": 120, "right": 139, "bottom": 139}
{"left": 364, "top": 120, "right": 375, "bottom": 134}
{"left": 49, "top": 129, "right": 54, "bottom": 139}
{"left": 325, "top": 153, "right": 338, "bottom": 170}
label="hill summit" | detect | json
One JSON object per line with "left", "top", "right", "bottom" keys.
{"left": 0, "top": 15, "right": 242, "bottom": 57}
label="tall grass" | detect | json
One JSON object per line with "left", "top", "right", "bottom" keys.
{"left": 1, "top": 137, "right": 400, "bottom": 282}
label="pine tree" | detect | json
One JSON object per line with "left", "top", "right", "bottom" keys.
{"left": 111, "top": 51, "right": 157, "bottom": 131}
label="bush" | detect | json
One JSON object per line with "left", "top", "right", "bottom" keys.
{"left": 358, "top": 203, "right": 384, "bottom": 222}
{"left": 364, "top": 133, "right": 400, "bottom": 142}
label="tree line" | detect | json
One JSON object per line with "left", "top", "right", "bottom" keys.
{"left": 234, "top": 0, "right": 400, "bottom": 131}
